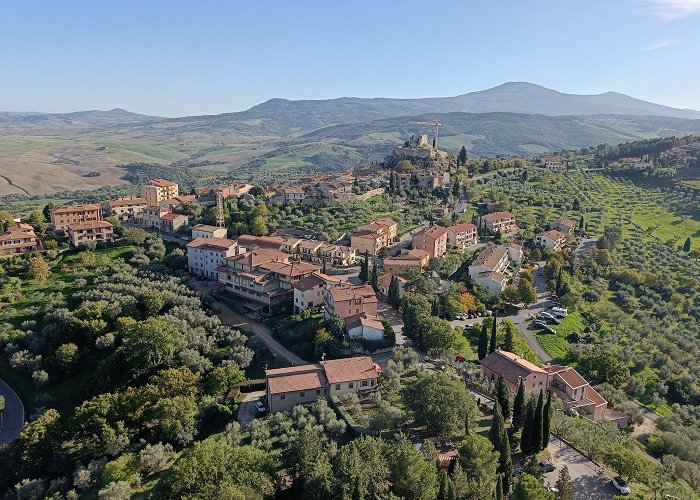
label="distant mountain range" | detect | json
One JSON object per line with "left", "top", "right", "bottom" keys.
{"left": 2, "top": 82, "right": 700, "bottom": 195}
{"left": 2, "top": 82, "right": 700, "bottom": 138}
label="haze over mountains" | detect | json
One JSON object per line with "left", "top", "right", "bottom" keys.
{"left": 1, "top": 82, "right": 700, "bottom": 196}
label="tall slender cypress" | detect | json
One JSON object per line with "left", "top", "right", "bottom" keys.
{"left": 489, "top": 314, "right": 498, "bottom": 354}
{"left": 521, "top": 398, "right": 536, "bottom": 454}
{"left": 533, "top": 390, "right": 545, "bottom": 452}
{"left": 489, "top": 401, "right": 503, "bottom": 448}
{"left": 542, "top": 390, "right": 552, "bottom": 449}
{"left": 495, "top": 474, "right": 503, "bottom": 500}
{"left": 478, "top": 322, "right": 489, "bottom": 360}
{"left": 370, "top": 261, "right": 379, "bottom": 291}
{"left": 495, "top": 374, "right": 511, "bottom": 420}
{"left": 512, "top": 379, "right": 526, "bottom": 429}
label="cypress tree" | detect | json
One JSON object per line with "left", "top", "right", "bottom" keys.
{"left": 389, "top": 172, "right": 396, "bottom": 194}
{"left": 447, "top": 478, "right": 456, "bottom": 500}
{"left": 521, "top": 399, "right": 536, "bottom": 454}
{"left": 489, "top": 401, "right": 503, "bottom": 448}
{"left": 458, "top": 145, "right": 467, "bottom": 165}
{"left": 464, "top": 407, "right": 470, "bottom": 436}
{"left": 495, "top": 374, "right": 511, "bottom": 420}
{"left": 495, "top": 474, "right": 503, "bottom": 500}
{"left": 452, "top": 181, "right": 460, "bottom": 197}
{"left": 431, "top": 295, "right": 440, "bottom": 316}
{"left": 683, "top": 237, "right": 692, "bottom": 252}
{"left": 503, "top": 322, "right": 514, "bottom": 352}
{"left": 533, "top": 389, "right": 545, "bottom": 452}
{"left": 578, "top": 215, "right": 585, "bottom": 234}
{"left": 437, "top": 470, "right": 449, "bottom": 500}
{"left": 478, "top": 322, "right": 489, "bottom": 360}
{"left": 359, "top": 251, "right": 369, "bottom": 282}
{"left": 542, "top": 390, "right": 552, "bottom": 449}
{"left": 512, "top": 379, "right": 526, "bottom": 429}
{"left": 322, "top": 259, "right": 327, "bottom": 274}
{"left": 370, "top": 261, "right": 379, "bottom": 291}
{"left": 489, "top": 314, "right": 498, "bottom": 354}
{"left": 556, "top": 267, "right": 563, "bottom": 294}
{"left": 387, "top": 275, "right": 400, "bottom": 306}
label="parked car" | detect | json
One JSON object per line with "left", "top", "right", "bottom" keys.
{"left": 532, "top": 320, "right": 548, "bottom": 329}
{"left": 539, "top": 312, "right": 556, "bottom": 321}
{"left": 484, "top": 309, "right": 493, "bottom": 316}
{"left": 547, "top": 317, "right": 561, "bottom": 325}
{"left": 543, "top": 326, "right": 557, "bottom": 335}
{"left": 255, "top": 401, "right": 267, "bottom": 415}
{"left": 539, "top": 460, "right": 556, "bottom": 473}
{"left": 550, "top": 307, "right": 568, "bottom": 317}
{"left": 611, "top": 476, "right": 631, "bottom": 495}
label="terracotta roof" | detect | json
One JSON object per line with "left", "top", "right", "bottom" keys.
{"left": 373, "top": 218, "right": 398, "bottom": 227}
{"left": 298, "top": 240, "right": 324, "bottom": 251}
{"left": 552, "top": 219, "right": 576, "bottom": 228}
{"left": 192, "top": 224, "right": 223, "bottom": 232}
{"left": 328, "top": 284, "right": 377, "bottom": 304}
{"left": 236, "top": 234, "right": 285, "bottom": 250}
{"left": 150, "top": 178, "right": 177, "bottom": 187}
{"left": 538, "top": 230, "right": 567, "bottom": 241}
{"left": 484, "top": 211, "right": 514, "bottom": 222}
{"left": 587, "top": 386, "right": 607, "bottom": 406}
{"left": 294, "top": 273, "right": 343, "bottom": 292}
{"left": 267, "top": 370, "right": 327, "bottom": 395}
{"left": 471, "top": 244, "right": 509, "bottom": 269}
{"left": 261, "top": 260, "right": 320, "bottom": 277}
{"left": 0, "top": 230, "right": 37, "bottom": 241}
{"left": 345, "top": 312, "right": 384, "bottom": 331}
{"left": 544, "top": 365, "right": 589, "bottom": 389}
{"left": 413, "top": 225, "right": 448, "bottom": 240}
{"left": 352, "top": 230, "right": 383, "bottom": 239}
{"left": 66, "top": 220, "right": 113, "bottom": 231}
{"left": 160, "top": 212, "right": 187, "bottom": 221}
{"left": 187, "top": 237, "right": 239, "bottom": 251}
{"left": 227, "top": 249, "right": 288, "bottom": 268}
{"left": 51, "top": 204, "right": 101, "bottom": 214}
{"left": 6, "top": 223, "right": 34, "bottom": 232}
{"left": 447, "top": 222, "right": 477, "bottom": 233}
{"left": 480, "top": 350, "right": 544, "bottom": 386}
{"left": 107, "top": 198, "right": 146, "bottom": 207}
{"left": 378, "top": 273, "right": 407, "bottom": 288}
{"left": 477, "top": 271, "right": 506, "bottom": 283}
{"left": 320, "top": 356, "right": 379, "bottom": 384}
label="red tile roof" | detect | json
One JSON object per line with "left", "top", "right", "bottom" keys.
{"left": 480, "top": 350, "right": 544, "bottom": 386}
{"left": 320, "top": 356, "right": 379, "bottom": 384}
{"left": 544, "top": 365, "right": 588, "bottom": 389}
{"left": 267, "top": 370, "right": 327, "bottom": 395}
{"left": 186, "top": 237, "right": 239, "bottom": 251}
{"left": 447, "top": 222, "right": 477, "bottom": 233}
{"left": 484, "top": 211, "right": 514, "bottom": 222}
{"left": 150, "top": 178, "right": 177, "bottom": 187}
{"left": 51, "top": 204, "right": 101, "bottom": 214}
{"left": 538, "top": 230, "right": 567, "bottom": 241}
{"left": 66, "top": 220, "right": 113, "bottom": 231}
{"left": 160, "top": 212, "right": 187, "bottom": 221}
{"left": 414, "top": 225, "right": 448, "bottom": 240}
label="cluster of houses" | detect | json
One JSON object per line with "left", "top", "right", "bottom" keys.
{"left": 0, "top": 223, "right": 43, "bottom": 256}
{"left": 535, "top": 155, "right": 564, "bottom": 171}
{"left": 265, "top": 172, "right": 385, "bottom": 206}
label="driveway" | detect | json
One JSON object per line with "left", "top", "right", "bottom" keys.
{"left": 377, "top": 301, "right": 405, "bottom": 346}
{"left": 545, "top": 436, "right": 618, "bottom": 499}
{"left": 0, "top": 377, "right": 24, "bottom": 443}
{"left": 237, "top": 390, "right": 266, "bottom": 429}
{"left": 189, "top": 279, "right": 307, "bottom": 366}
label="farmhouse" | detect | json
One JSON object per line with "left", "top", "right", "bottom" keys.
{"left": 0, "top": 225, "right": 43, "bottom": 255}
{"left": 550, "top": 219, "right": 576, "bottom": 234}
{"left": 535, "top": 229, "right": 568, "bottom": 250}
{"left": 265, "top": 356, "right": 380, "bottom": 413}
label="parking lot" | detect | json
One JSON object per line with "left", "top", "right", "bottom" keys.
{"left": 237, "top": 390, "right": 266, "bottom": 429}
{"left": 545, "top": 436, "right": 619, "bottom": 499}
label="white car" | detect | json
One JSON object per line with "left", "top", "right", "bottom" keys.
{"left": 550, "top": 307, "right": 568, "bottom": 318}
{"left": 612, "top": 476, "right": 631, "bottom": 495}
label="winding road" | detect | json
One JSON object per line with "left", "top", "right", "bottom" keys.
{"left": 0, "top": 377, "right": 24, "bottom": 443}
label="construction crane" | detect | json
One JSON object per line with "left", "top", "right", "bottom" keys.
{"left": 410, "top": 120, "right": 443, "bottom": 149}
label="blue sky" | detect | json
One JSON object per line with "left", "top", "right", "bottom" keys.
{"left": 1, "top": 0, "right": 699, "bottom": 116}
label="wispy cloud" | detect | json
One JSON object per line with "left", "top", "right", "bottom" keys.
{"left": 640, "top": 0, "right": 700, "bottom": 20}
{"left": 639, "top": 37, "right": 681, "bottom": 51}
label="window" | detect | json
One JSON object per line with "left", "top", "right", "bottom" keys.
{"left": 316, "top": 389, "right": 321, "bottom": 395}
{"left": 361, "top": 381, "right": 368, "bottom": 387}
{"left": 371, "top": 380, "right": 375, "bottom": 386}
{"left": 348, "top": 382, "right": 354, "bottom": 389}
{"left": 335, "top": 384, "right": 340, "bottom": 390}
{"left": 299, "top": 392, "right": 305, "bottom": 397}
{"left": 280, "top": 394, "right": 286, "bottom": 400}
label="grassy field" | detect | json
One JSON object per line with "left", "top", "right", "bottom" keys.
{"left": 534, "top": 311, "right": 586, "bottom": 361}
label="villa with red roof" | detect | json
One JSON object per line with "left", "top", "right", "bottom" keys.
{"left": 480, "top": 350, "right": 607, "bottom": 421}
{"left": 265, "top": 356, "right": 380, "bottom": 413}
{"left": 535, "top": 229, "right": 568, "bottom": 250}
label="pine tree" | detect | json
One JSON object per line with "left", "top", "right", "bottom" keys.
{"left": 521, "top": 399, "right": 536, "bottom": 454}
{"left": 370, "top": 261, "right": 379, "bottom": 291}
{"left": 554, "top": 466, "right": 575, "bottom": 500}
{"left": 542, "top": 390, "right": 552, "bottom": 449}
{"left": 489, "top": 314, "right": 498, "bottom": 354}
{"left": 512, "top": 379, "right": 526, "bottom": 429}
{"left": 495, "top": 375, "right": 511, "bottom": 420}
{"left": 478, "top": 322, "right": 489, "bottom": 360}
{"left": 533, "top": 390, "right": 545, "bottom": 452}
{"left": 683, "top": 237, "right": 692, "bottom": 252}
{"left": 503, "top": 322, "right": 514, "bottom": 352}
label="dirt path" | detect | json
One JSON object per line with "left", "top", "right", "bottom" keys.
{"left": 0, "top": 175, "right": 29, "bottom": 195}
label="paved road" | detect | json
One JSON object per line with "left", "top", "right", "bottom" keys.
{"left": 509, "top": 263, "right": 554, "bottom": 363}
{"left": 0, "top": 377, "right": 24, "bottom": 443}
{"left": 545, "top": 436, "right": 618, "bottom": 499}
{"left": 189, "top": 279, "right": 307, "bottom": 366}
